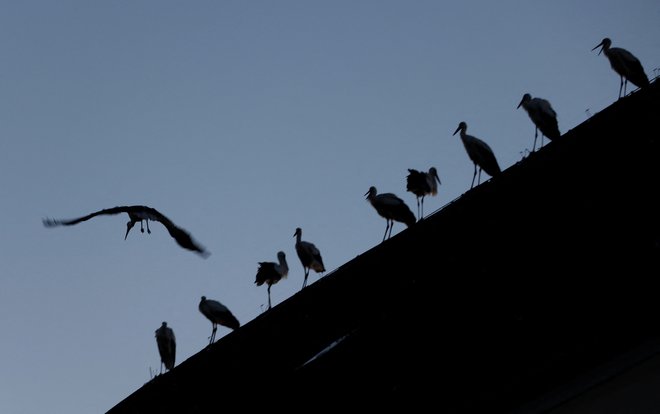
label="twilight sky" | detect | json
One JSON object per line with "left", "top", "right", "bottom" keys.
{"left": 1, "top": 1, "right": 658, "bottom": 412}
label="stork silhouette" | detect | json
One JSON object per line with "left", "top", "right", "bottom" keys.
{"left": 198, "top": 296, "right": 240, "bottom": 345}
{"left": 406, "top": 167, "right": 441, "bottom": 220}
{"left": 294, "top": 227, "right": 325, "bottom": 289}
{"left": 155, "top": 321, "right": 176, "bottom": 374}
{"left": 592, "top": 37, "right": 649, "bottom": 99}
{"left": 365, "top": 186, "right": 416, "bottom": 242}
{"left": 255, "top": 251, "right": 289, "bottom": 309}
{"left": 517, "top": 93, "right": 561, "bottom": 152}
{"left": 42, "top": 205, "right": 210, "bottom": 258}
{"left": 452, "top": 122, "right": 501, "bottom": 189}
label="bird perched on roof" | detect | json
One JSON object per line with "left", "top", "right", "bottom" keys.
{"left": 365, "top": 186, "right": 416, "bottom": 242}
{"left": 42, "top": 205, "right": 210, "bottom": 258}
{"left": 198, "top": 296, "right": 240, "bottom": 345}
{"left": 592, "top": 37, "right": 650, "bottom": 99}
{"left": 255, "top": 251, "right": 289, "bottom": 310}
{"left": 517, "top": 93, "right": 561, "bottom": 152}
{"left": 406, "top": 167, "right": 441, "bottom": 220}
{"left": 155, "top": 321, "right": 176, "bottom": 374}
{"left": 452, "top": 122, "right": 501, "bottom": 189}
{"left": 294, "top": 227, "right": 325, "bottom": 289}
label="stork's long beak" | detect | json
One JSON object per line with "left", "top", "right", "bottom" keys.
{"left": 364, "top": 190, "right": 370, "bottom": 199}
{"left": 453, "top": 125, "right": 461, "bottom": 136}
{"left": 516, "top": 98, "right": 524, "bottom": 109}
{"left": 434, "top": 172, "right": 442, "bottom": 185}
{"left": 592, "top": 41, "right": 604, "bottom": 55}
{"left": 125, "top": 221, "right": 135, "bottom": 240}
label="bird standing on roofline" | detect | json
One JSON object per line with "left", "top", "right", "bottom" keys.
{"left": 255, "top": 251, "right": 289, "bottom": 310}
{"left": 294, "top": 227, "right": 325, "bottom": 290}
{"left": 42, "top": 205, "right": 210, "bottom": 258}
{"left": 406, "top": 167, "right": 441, "bottom": 220}
{"left": 592, "top": 37, "right": 649, "bottom": 99}
{"left": 517, "top": 93, "right": 561, "bottom": 152}
{"left": 198, "top": 296, "right": 240, "bottom": 346}
{"left": 452, "top": 122, "right": 501, "bottom": 189}
{"left": 155, "top": 322, "right": 176, "bottom": 374}
{"left": 365, "top": 186, "right": 416, "bottom": 242}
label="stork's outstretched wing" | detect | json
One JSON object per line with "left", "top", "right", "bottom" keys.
{"left": 42, "top": 205, "right": 210, "bottom": 258}
{"left": 42, "top": 206, "right": 133, "bottom": 227}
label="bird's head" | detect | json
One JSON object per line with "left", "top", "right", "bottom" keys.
{"left": 429, "top": 167, "right": 441, "bottom": 185}
{"left": 453, "top": 122, "right": 467, "bottom": 136}
{"left": 293, "top": 227, "right": 302, "bottom": 238}
{"left": 592, "top": 38, "right": 611, "bottom": 55}
{"left": 125, "top": 221, "right": 136, "bottom": 240}
{"left": 364, "top": 186, "right": 377, "bottom": 199}
{"left": 517, "top": 93, "right": 531, "bottom": 109}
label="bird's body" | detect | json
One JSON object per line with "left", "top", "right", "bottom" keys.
{"left": 155, "top": 322, "right": 176, "bottom": 374}
{"left": 42, "top": 205, "right": 209, "bottom": 257}
{"left": 406, "top": 167, "right": 441, "bottom": 219}
{"left": 198, "top": 296, "right": 240, "bottom": 345}
{"left": 255, "top": 251, "right": 289, "bottom": 309}
{"left": 593, "top": 38, "right": 649, "bottom": 99}
{"left": 452, "top": 122, "right": 501, "bottom": 189}
{"left": 365, "top": 186, "right": 416, "bottom": 242}
{"left": 517, "top": 93, "right": 561, "bottom": 151}
{"left": 294, "top": 227, "right": 325, "bottom": 289}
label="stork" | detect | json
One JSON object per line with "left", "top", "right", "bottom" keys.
{"left": 42, "top": 205, "right": 210, "bottom": 258}
{"left": 155, "top": 321, "right": 176, "bottom": 374}
{"left": 294, "top": 227, "right": 325, "bottom": 289}
{"left": 592, "top": 37, "right": 649, "bottom": 99}
{"left": 517, "top": 93, "right": 561, "bottom": 151}
{"left": 198, "top": 296, "right": 240, "bottom": 345}
{"left": 452, "top": 122, "right": 501, "bottom": 189}
{"left": 255, "top": 251, "right": 289, "bottom": 309}
{"left": 365, "top": 186, "right": 416, "bottom": 242}
{"left": 406, "top": 167, "right": 441, "bottom": 220}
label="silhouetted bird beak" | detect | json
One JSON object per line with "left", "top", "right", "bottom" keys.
{"left": 453, "top": 125, "right": 461, "bottom": 136}
{"left": 516, "top": 98, "right": 524, "bottom": 109}
{"left": 592, "top": 42, "right": 604, "bottom": 55}
{"left": 125, "top": 222, "right": 135, "bottom": 240}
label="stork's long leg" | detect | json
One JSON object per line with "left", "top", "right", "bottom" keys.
{"left": 388, "top": 220, "right": 394, "bottom": 239}
{"left": 208, "top": 324, "right": 217, "bottom": 345}
{"left": 420, "top": 196, "right": 425, "bottom": 220}
{"left": 146, "top": 219, "right": 151, "bottom": 234}
{"left": 619, "top": 76, "right": 624, "bottom": 99}
{"left": 533, "top": 127, "right": 538, "bottom": 152}
{"left": 267, "top": 284, "right": 272, "bottom": 309}
{"left": 382, "top": 220, "right": 390, "bottom": 242}
{"left": 471, "top": 164, "right": 478, "bottom": 189}
{"left": 301, "top": 269, "right": 309, "bottom": 289}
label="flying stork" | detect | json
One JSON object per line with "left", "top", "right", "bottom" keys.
{"left": 406, "top": 167, "right": 441, "bottom": 220}
{"left": 452, "top": 122, "right": 501, "bottom": 189}
{"left": 198, "top": 296, "right": 240, "bottom": 345}
{"left": 255, "top": 251, "right": 289, "bottom": 309}
{"left": 294, "top": 227, "right": 325, "bottom": 289}
{"left": 517, "top": 93, "right": 561, "bottom": 151}
{"left": 42, "top": 205, "right": 210, "bottom": 258}
{"left": 365, "top": 186, "right": 416, "bottom": 242}
{"left": 592, "top": 37, "right": 650, "bottom": 99}
{"left": 155, "top": 321, "right": 176, "bottom": 374}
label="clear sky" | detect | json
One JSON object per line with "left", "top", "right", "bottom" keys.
{"left": 1, "top": 1, "right": 658, "bottom": 412}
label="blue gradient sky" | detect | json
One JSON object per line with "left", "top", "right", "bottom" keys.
{"left": 1, "top": 1, "right": 659, "bottom": 412}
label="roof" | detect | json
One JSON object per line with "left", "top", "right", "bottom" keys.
{"left": 107, "top": 80, "right": 660, "bottom": 413}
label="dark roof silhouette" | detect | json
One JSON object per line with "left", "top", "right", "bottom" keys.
{"left": 108, "top": 79, "right": 660, "bottom": 413}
